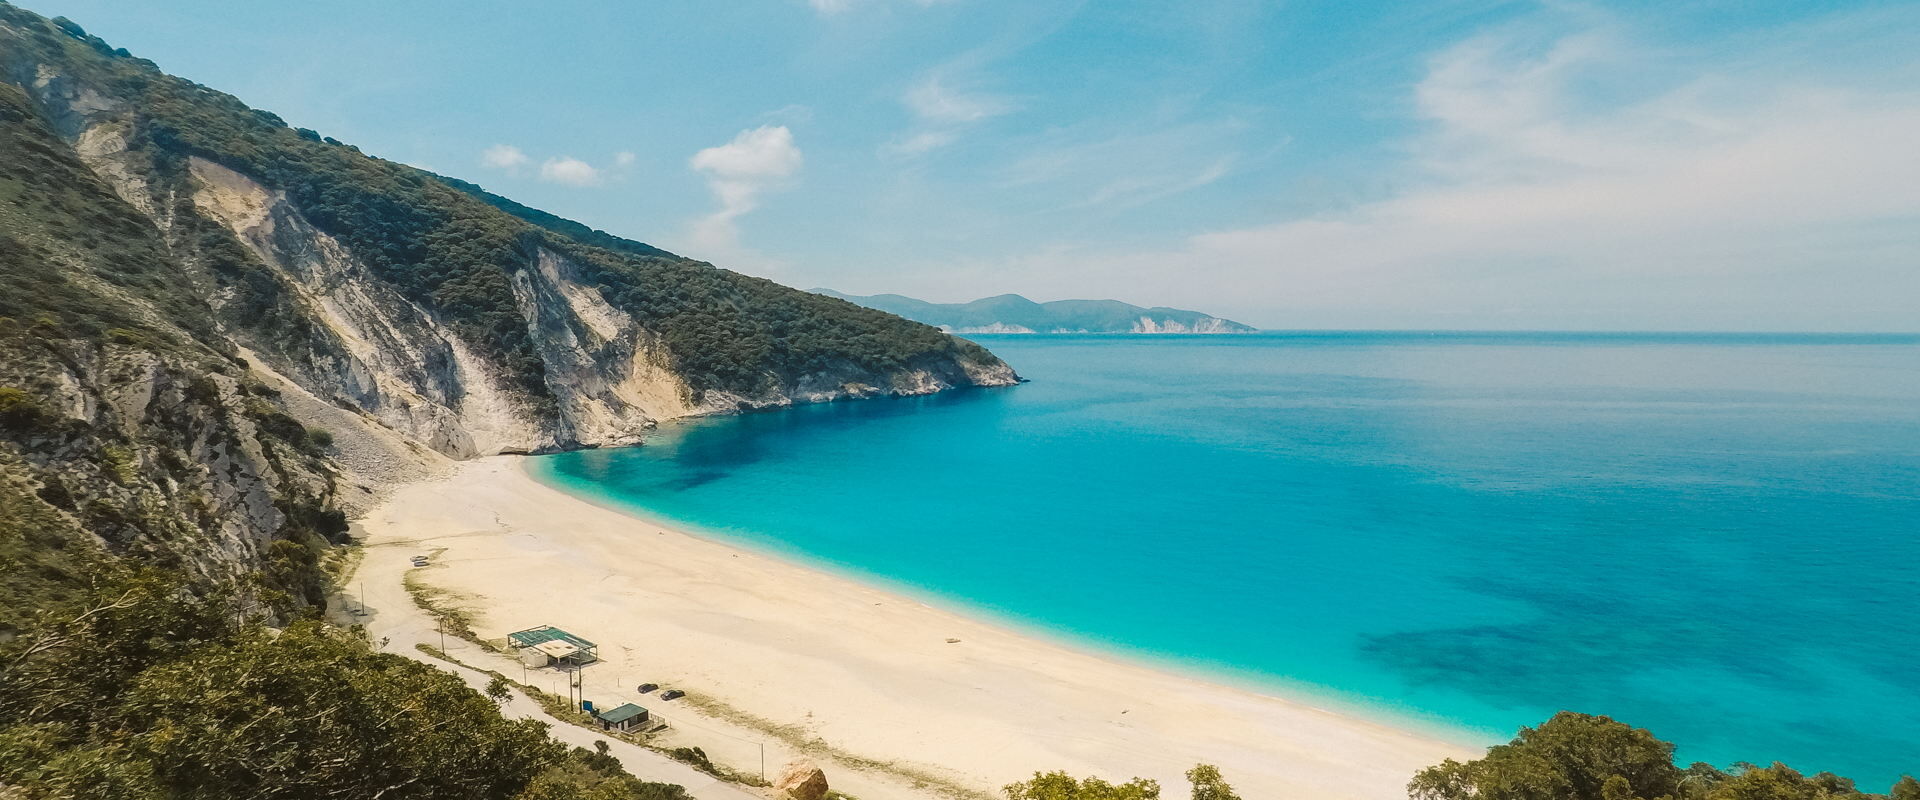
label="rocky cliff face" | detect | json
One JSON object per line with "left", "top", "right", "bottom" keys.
{"left": 0, "top": 6, "right": 1017, "bottom": 589}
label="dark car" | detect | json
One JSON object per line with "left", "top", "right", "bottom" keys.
{"left": 637, "top": 683, "right": 658, "bottom": 694}
{"left": 659, "top": 689, "right": 685, "bottom": 701}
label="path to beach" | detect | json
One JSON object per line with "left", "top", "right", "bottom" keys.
{"left": 353, "top": 456, "right": 1476, "bottom": 800}
{"left": 340, "top": 527, "right": 760, "bottom": 800}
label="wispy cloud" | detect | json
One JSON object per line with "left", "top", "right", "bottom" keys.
{"left": 480, "top": 144, "right": 527, "bottom": 170}
{"left": 806, "top": 0, "right": 955, "bottom": 16}
{"left": 957, "top": 7, "right": 1920, "bottom": 330}
{"left": 904, "top": 76, "right": 1008, "bottom": 124}
{"left": 688, "top": 125, "right": 803, "bottom": 256}
{"left": 997, "top": 117, "right": 1254, "bottom": 211}
{"left": 613, "top": 151, "right": 636, "bottom": 168}
{"left": 885, "top": 73, "right": 1011, "bottom": 156}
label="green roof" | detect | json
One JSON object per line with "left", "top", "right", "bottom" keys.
{"left": 507, "top": 626, "right": 597, "bottom": 650}
{"left": 598, "top": 703, "right": 647, "bottom": 724}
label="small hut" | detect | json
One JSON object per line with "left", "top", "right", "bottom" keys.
{"left": 596, "top": 703, "right": 650, "bottom": 732}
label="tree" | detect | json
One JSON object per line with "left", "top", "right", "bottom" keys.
{"left": 117, "top": 621, "right": 560, "bottom": 799}
{"left": 1005, "top": 771, "right": 1161, "bottom": 800}
{"left": 1005, "top": 765, "right": 1243, "bottom": 800}
{"left": 1408, "top": 712, "right": 1681, "bottom": 800}
{"left": 1892, "top": 776, "right": 1920, "bottom": 800}
{"left": 1185, "top": 765, "right": 1242, "bottom": 800}
{"left": 514, "top": 746, "right": 691, "bottom": 800}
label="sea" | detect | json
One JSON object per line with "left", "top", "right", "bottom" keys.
{"left": 529, "top": 332, "right": 1920, "bottom": 786}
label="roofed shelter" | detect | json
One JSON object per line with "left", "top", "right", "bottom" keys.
{"left": 596, "top": 703, "right": 650, "bottom": 732}
{"left": 508, "top": 625, "right": 599, "bottom": 668}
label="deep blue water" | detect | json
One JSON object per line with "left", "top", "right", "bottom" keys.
{"left": 532, "top": 332, "right": 1920, "bottom": 786}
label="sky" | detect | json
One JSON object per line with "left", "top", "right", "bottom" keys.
{"left": 27, "top": 0, "right": 1920, "bottom": 330}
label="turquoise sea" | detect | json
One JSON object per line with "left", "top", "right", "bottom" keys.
{"left": 532, "top": 333, "right": 1920, "bottom": 786}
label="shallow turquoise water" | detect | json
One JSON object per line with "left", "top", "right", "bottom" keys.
{"left": 532, "top": 332, "right": 1920, "bottom": 786}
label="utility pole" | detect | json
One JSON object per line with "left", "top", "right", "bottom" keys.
{"left": 438, "top": 615, "right": 446, "bottom": 653}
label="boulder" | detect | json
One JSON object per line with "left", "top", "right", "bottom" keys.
{"left": 773, "top": 760, "right": 829, "bottom": 800}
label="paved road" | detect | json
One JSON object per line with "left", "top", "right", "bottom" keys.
{"left": 344, "top": 531, "right": 764, "bottom": 800}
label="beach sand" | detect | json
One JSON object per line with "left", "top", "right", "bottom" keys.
{"left": 358, "top": 456, "right": 1476, "bottom": 800}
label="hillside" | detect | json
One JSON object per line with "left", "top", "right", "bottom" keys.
{"left": 0, "top": 4, "right": 1012, "bottom": 797}
{"left": 814, "top": 290, "right": 1257, "bottom": 334}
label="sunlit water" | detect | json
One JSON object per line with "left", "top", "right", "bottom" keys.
{"left": 532, "top": 333, "right": 1920, "bottom": 785}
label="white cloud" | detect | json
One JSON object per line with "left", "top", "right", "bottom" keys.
{"left": 538, "top": 156, "right": 600, "bottom": 186}
{"left": 481, "top": 144, "right": 527, "bottom": 170}
{"left": 883, "top": 130, "right": 958, "bottom": 157}
{"left": 614, "top": 151, "right": 636, "bottom": 168}
{"left": 691, "top": 126, "right": 803, "bottom": 180}
{"left": 807, "top": 0, "right": 953, "bottom": 15}
{"left": 966, "top": 9, "right": 1920, "bottom": 330}
{"left": 687, "top": 125, "right": 803, "bottom": 255}
{"left": 886, "top": 74, "right": 1011, "bottom": 157}
{"left": 904, "top": 76, "right": 1008, "bottom": 124}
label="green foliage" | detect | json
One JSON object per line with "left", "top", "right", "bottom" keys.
{"left": 1409, "top": 712, "right": 1681, "bottom": 800}
{"left": 1694, "top": 763, "right": 1872, "bottom": 800}
{"left": 0, "top": 386, "right": 55, "bottom": 431}
{"left": 1410, "top": 713, "right": 1914, "bottom": 800}
{"left": 0, "top": 4, "right": 1007, "bottom": 409}
{"left": 0, "top": 467, "right": 92, "bottom": 626}
{"left": 1002, "top": 766, "right": 1243, "bottom": 800}
{"left": 667, "top": 746, "right": 718, "bottom": 775}
{"left": 515, "top": 745, "right": 692, "bottom": 800}
{"left": 1184, "top": 765, "right": 1242, "bottom": 800}
{"left": 0, "top": 84, "right": 214, "bottom": 354}
{"left": 1003, "top": 771, "right": 1161, "bottom": 800}
{"left": 0, "top": 564, "right": 661, "bottom": 800}
{"left": 122, "top": 622, "right": 558, "bottom": 799}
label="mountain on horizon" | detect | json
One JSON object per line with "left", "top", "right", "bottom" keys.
{"left": 813, "top": 290, "right": 1258, "bottom": 335}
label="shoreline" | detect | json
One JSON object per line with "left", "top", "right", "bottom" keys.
{"left": 524, "top": 453, "right": 1496, "bottom": 752}
{"left": 360, "top": 455, "right": 1477, "bottom": 799}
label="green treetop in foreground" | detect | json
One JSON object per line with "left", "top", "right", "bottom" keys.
{"left": 1008, "top": 712, "right": 1916, "bottom": 800}
{"left": 1409, "top": 711, "right": 1920, "bottom": 800}
{"left": 0, "top": 561, "right": 684, "bottom": 800}
{"left": 1003, "top": 763, "right": 1243, "bottom": 800}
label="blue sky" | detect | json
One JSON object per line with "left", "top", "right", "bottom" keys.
{"left": 28, "top": 0, "right": 1920, "bottom": 330}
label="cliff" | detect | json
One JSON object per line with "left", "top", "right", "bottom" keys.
{"left": 813, "top": 290, "right": 1258, "bottom": 334}
{"left": 0, "top": 4, "right": 1017, "bottom": 593}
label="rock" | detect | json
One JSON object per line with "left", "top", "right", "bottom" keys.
{"left": 773, "top": 760, "right": 829, "bottom": 800}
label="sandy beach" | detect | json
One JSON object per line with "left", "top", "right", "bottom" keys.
{"left": 357, "top": 456, "right": 1476, "bottom": 800}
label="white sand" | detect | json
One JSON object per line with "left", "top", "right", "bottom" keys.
{"left": 359, "top": 456, "right": 1477, "bottom": 800}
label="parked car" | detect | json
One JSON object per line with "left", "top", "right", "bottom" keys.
{"left": 659, "top": 689, "right": 685, "bottom": 701}
{"left": 410, "top": 556, "right": 429, "bottom": 567}
{"left": 637, "top": 683, "right": 659, "bottom": 694}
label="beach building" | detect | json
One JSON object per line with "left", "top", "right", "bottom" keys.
{"left": 507, "top": 625, "right": 599, "bottom": 668}
{"left": 595, "top": 702, "right": 650, "bottom": 732}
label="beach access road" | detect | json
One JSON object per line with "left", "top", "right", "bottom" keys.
{"left": 340, "top": 531, "right": 763, "bottom": 800}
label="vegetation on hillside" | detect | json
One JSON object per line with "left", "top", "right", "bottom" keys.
{"left": 0, "top": 82, "right": 216, "bottom": 353}
{"left": 0, "top": 3, "right": 1005, "bottom": 408}
{"left": 0, "top": 562, "right": 686, "bottom": 800}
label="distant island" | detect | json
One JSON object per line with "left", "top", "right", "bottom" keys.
{"left": 814, "top": 290, "right": 1258, "bottom": 334}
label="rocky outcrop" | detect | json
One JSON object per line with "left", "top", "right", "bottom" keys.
{"left": 773, "top": 761, "right": 830, "bottom": 800}
{"left": 1, "top": 60, "right": 1016, "bottom": 460}
{"left": 0, "top": 336, "right": 339, "bottom": 601}
{"left": 0, "top": 6, "right": 1019, "bottom": 599}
